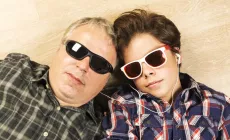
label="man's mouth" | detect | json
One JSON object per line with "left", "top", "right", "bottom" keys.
{"left": 66, "top": 72, "right": 84, "bottom": 85}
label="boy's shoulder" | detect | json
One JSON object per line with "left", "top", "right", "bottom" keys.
{"left": 198, "top": 82, "right": 229, "bottom": 105}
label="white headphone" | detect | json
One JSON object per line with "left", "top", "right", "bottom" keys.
{"left": 175, "top": 53, "right": 181, "bottom": 64}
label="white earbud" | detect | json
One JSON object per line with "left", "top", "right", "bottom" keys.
{"left": 175, "top": 53, "right": 181, "bottom": 64}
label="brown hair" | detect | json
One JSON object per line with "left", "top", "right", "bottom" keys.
{"left": 114, "top": 9, "right": 181, "bottom": 65}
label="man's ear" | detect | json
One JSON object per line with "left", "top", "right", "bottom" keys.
{"left": 175, "top": 53, "right": 181, "bottom": 64}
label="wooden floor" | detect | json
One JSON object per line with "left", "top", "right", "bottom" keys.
{"left": 0, "top": 0, "right": 229, "bottom": 95}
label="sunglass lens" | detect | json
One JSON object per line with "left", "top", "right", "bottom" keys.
{"left": 124, "top": 62, "right": 141, "bottom": 78}
{"left": 145, "top": 50, "right": 165, "bottom": 67}
{"left": 91, "top": 55, "right": 110, "bottom": 74}
{"left": 66, "top": 41, "right": 88, "bottom": 59}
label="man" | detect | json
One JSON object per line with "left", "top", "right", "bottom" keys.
{"left": 0, "top": 17, "right": 117, "bottom": 140}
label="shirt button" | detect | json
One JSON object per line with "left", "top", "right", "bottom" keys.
{"left": 201, "top": 121, "right": 207, "bottom": 126}
{"left": 56, "top": 106, "right": 61, "bottom": 111}
{"left": 147, "top": 120, "right": 151, "bottom": 124}
{"left": 45, "top": 84, "right": 49, "bottom": 89}
{"left": 43, "top": 132, "right": 48, "bottom": 137}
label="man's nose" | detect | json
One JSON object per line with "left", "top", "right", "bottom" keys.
{"left": 142, "top": 62, "right": 156, "bottom": 78}
{"left": 76, "top": 57, "right": 90, "bottom": 73}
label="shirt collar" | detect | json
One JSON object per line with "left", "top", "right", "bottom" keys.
{"left": 31, "top": 72, "right": 98, "bottom": 124}
{"left": 27, "top": 63, "right": 98, "bottom": 124}
{"left": 63, "top": 100, "right": 98, "bottom": 125}
{"left": 179, "top": 73, "right": 204, "bottom": 102}
{"left": 29, "top": 62, "right": 49, "bottom": 83}
{"left": 133, "top": 73, "right": 204, "bottom": 103}
{"left": 30, "top": 70, "right": 51, "bottom": 91}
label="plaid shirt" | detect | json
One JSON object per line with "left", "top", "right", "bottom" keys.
{"left": 0, "top": 53, "right": 103, "bottom": 140}
{"left": 103, "top": 73, "right": 230, "bottom": 140}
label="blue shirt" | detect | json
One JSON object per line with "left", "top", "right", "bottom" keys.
{"left": 103, "top": 73, "right": 230, "bottom": 140}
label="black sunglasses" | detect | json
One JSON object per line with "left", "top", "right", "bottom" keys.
{"left": 66, "top": 40, "right": 113, "bottom": 74}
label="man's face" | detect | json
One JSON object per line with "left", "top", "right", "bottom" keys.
{"left": 49, "top": 24, "right": 117, "bottom": 107}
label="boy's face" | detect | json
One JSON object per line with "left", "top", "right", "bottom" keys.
{"left": 123, "top": 33, "right": 181, "bottom": 102}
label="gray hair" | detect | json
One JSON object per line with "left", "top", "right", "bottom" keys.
{"left": 62, "top": 17, "right": 116, "bottom": 48}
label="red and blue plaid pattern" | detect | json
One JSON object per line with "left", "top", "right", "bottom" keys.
{"left": 103, "top": 73, "right": 230, "bottom": 140}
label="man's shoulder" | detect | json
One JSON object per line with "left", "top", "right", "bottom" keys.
{"left": 0, "top": 53, "right": 49, "bottom": 81}
{"left": 4, "top": 53, "right": 30, "bottom": 60}
{"left": 2, "top": 53, "right": 34, "bottom": 67}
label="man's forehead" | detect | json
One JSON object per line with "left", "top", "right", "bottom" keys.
{"left": 68, "top": 25, "right": 116, "bottom": 66}
{"left": 69, "top": 25, "right": 110, "bottom": 45}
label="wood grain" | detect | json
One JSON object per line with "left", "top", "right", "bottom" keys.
{"left": 0, "top": 0, "right": 229, "bottom": 95}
